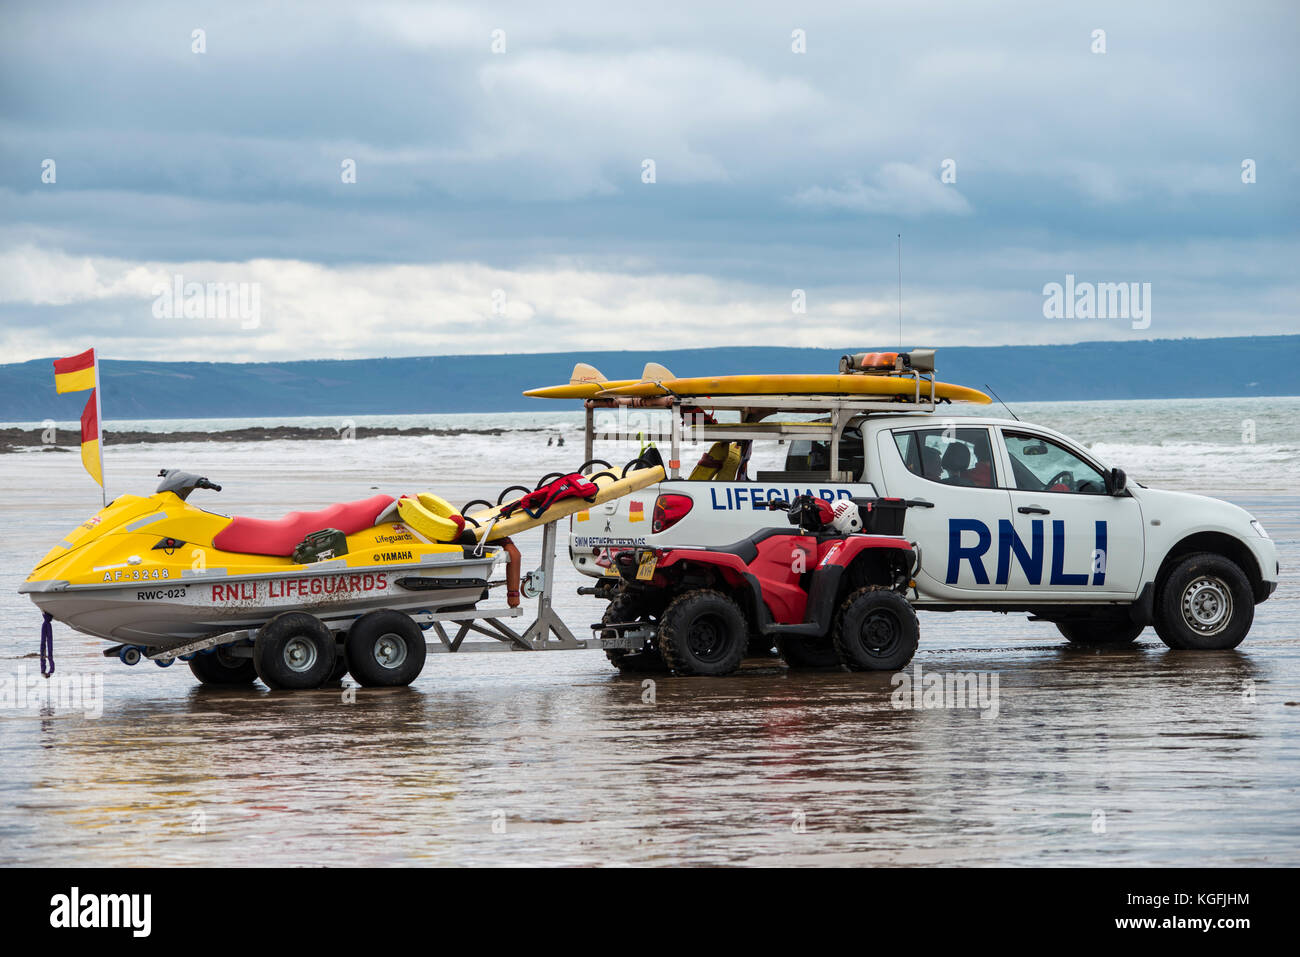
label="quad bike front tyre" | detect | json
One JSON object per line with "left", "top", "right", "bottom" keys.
{"left": 832, "top": 587, "right": 919, "bottom": 671}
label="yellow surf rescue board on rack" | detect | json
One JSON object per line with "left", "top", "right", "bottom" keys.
{"left": 523, "top": 362, "right": 676, "bottom": 399}
{"left": 595, "top": 374, "right": 990, "bottom": 404}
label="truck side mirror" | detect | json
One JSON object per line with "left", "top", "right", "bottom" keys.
{"left": 1107, "top": 467, "right": 1127, "bottom": 495}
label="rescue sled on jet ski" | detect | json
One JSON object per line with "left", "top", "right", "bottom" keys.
{"left": 20, "top": 463, "right": 663, "bottom": 689}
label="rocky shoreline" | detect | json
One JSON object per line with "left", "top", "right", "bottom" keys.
{"left": 0, "top": 424, "right": 539, "bottom": 454}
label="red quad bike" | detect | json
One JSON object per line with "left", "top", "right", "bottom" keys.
{"left": 595, "top": 495, "right": 925, "bottom": 676}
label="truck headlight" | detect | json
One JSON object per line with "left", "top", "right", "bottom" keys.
{"left": 1250, "top": 519, "right": 1270, "bottom": 540}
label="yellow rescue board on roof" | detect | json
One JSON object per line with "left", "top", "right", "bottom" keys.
{"left": 523, "top": 362, "right": 677, "bottom": 399}
{"left": 596, "top": 374, "right": 991, "bottom": 404}
{"left": 466, "top": 466, "right": 665, "bottom": 541}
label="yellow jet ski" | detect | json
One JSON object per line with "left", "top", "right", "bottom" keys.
{"left": 20, "top": 469, "right": 503, "bottom": 688}
{"left": 21, "top": 463, "right": 665, "bottom": 690}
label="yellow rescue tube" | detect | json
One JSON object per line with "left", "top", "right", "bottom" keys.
{"left": 467, "top": 466, "right": 665, "bottom": 541}
{"left": 397, "top": 493, "right": 467, "bottom": 542}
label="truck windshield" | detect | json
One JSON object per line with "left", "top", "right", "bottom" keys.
{"left": 783, "top": 426, "right": 864, "bottom": 479}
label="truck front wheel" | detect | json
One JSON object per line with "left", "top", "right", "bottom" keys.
{"left": 1154, "top": 552, "right": 1254, "bottom": 650}
{"left": 657, "top": 589, "right": 747, "bottom": 676}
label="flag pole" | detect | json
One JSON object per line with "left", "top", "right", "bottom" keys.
{"left": 93, "top": 349, "right": 106, "bottom": 506}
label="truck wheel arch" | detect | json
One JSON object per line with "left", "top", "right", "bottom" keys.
{"left": 1154, "top": 531, "right": 1266, "bottom": 603}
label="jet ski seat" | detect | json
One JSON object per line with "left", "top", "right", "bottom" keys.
{"left": 212, "top": 494, "right": 396, "bottom": 558}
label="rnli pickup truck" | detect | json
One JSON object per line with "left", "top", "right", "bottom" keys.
{"left": 571, "top": 410, "right": 1279, "bottom": 662}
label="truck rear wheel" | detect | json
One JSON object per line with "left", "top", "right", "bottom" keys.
{"left": 1055, "top": 620, "right": 1145, "bottom": 646}
{"left": 776, "top": 635, "right": 841, "bottom": 669}
{"left": 253, "top": 613, "right": 337, "bottom": 690}
{"left": 832, "top": 586, "right": 919, "bottom": 671}
{"left": 601, "top": 592, "right": 669, "bottom": 674}
{"left": 657, "top": 589, "right": 747, "bottom": 676}
{"left": 189, "top": 645, "right": 258, "bottom": 685}
{"left": 345, "top": 610, "right": 427, "bottom": 687}
{"left": 1154, "top": 552, "right": 1254, "bottom": 650}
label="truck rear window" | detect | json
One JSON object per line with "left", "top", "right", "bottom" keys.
{"left": 783, "top": 427, "right": 864, "bottom": 479}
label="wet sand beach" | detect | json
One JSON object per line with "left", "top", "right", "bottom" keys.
{"left": 1, "top": 440, "right": 1296, "bottom": 867}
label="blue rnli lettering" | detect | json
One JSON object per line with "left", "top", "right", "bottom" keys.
{"left": 996, "top": 518, "right": 1043, "bottom": 585}
{"left": 1092, "top": 520, "right": 1107, "bottom": 586}
{"left": 947, "top": 519, "right": 992, "bottom": 585}
{"left": 1049, "top": 519, "right": 1089, "bottom": 586}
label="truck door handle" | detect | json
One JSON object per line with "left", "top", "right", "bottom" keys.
{"left": 1018, "top": 505, "right": 1050, "bottom": 515}
{"left": 908, "top": 499, "right": 935, "bottom": 508}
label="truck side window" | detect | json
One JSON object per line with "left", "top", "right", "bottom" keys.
{"left": 893, "top": 428, "right": 997, "bottom": 488}
{"left": 1003, "top": 431, "right": 1107, "bottom": 495}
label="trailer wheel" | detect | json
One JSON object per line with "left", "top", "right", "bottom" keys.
{"left": 775, "top": 635, "right": 840, "bottom": 670}
{"left": 601, "top": 592, "right": 668, "bottom": 674}
{"left": 657, "top": 589, "right": 747, "bottom": 676}
{"left": 253, "top": 613, "right": 337, "bottom": 689}
{"left": 345, "top": 610, "right": 427, "bottom": 687}
{"left": 1153, "top": 552, "right": 1254, "bottom": 650}
{"left": 832, "top": 586, "right": 919, "bottom": 671}
{"left": 1055, "top": 619, "right": 1145, "bottom": 646}
{"left": 188, "top": 645, "right": 258, "bottom": 685}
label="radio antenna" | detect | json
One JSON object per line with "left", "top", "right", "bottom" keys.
{"left": 897, "top": 233, "right": 903, "bottom": 348}
{"left": 984, "top": 383, "right": 1020, "bottom": 421}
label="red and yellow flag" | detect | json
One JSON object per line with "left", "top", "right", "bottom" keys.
{"left": 79, "top": 390, "right": 103, "bottom": 487}
{"left": 53, "top": 348, "right": 104, "bottom": 491}
{"left": 54, "top": 347, "right": 97, "bottom": 394}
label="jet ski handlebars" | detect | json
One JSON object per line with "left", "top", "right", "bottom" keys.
{"left": 156, "top": 468, "right": 223, "bottom": 500}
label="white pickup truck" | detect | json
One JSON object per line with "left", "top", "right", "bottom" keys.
{"left": 572, "top": 411, "right": 1278, "bottom": 658}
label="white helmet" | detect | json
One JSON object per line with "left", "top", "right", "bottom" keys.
{"left": 830, "top": 499, "right": 862, "bottom": 535}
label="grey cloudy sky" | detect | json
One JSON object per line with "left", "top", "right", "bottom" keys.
{"left": 1, "top": 0, "right": 1296, "bottom": 362}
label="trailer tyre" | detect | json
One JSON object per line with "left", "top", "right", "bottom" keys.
{"left": 253, "top": 613, "right": 337, "bottom": 689}
{"left": 657, "top": 589, "right": 747, "bottom": 677}
{"left": 776, "top": 635, "right": 841, "bottom": 670}
{"left": 1055, "top": 619, "right": 1145, "bottom": 646}
{"left": 832, "top": 586, "right": 919, "bottom": 671}
{"left": 188, "top": 645, "right": 258, "bottom": 685}
{"left": 345, "top": 610, "right": 427, "bottom": 687}
{"left": 1153, "top": 552, "right": 1254, "bottom": 650}
{"left": 601, "top": 592, "right": 669, "bottom": 674}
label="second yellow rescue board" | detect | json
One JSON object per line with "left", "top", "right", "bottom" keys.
{"left": 596, "top": 374, "right": 991, "bottom": 404}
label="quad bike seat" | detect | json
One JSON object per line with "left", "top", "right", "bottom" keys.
{"left": 212, "top": 494, "right": 396, "bottom": 557}
{"left": 695, "top": 528, "right": 794, "bottom": 565}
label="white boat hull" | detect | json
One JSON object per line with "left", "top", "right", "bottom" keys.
{"left": 23, "top": 554, "right": 498, "bottom": 650}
